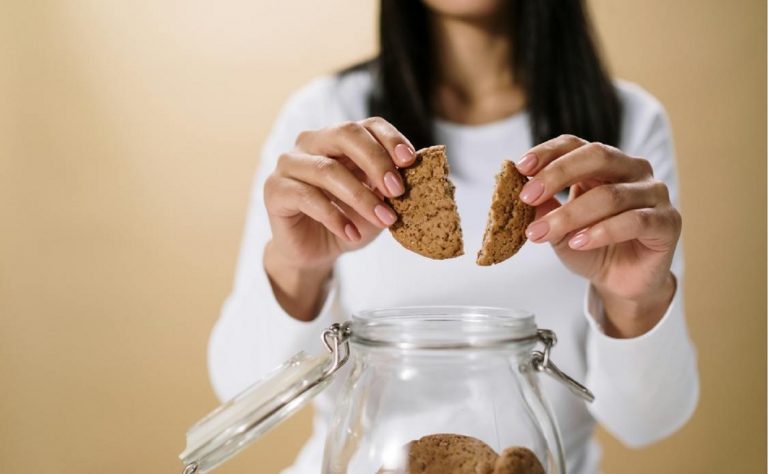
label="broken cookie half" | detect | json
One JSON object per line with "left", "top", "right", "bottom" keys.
{"left": 387, "top": 145, "right": 464, "bottom": 259}
{"left": 476, "top": 160, "right": 536, "bottom": 266}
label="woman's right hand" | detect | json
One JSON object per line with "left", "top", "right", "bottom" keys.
{"left": 263, "top": 117, "right": 416, "bottom": 319}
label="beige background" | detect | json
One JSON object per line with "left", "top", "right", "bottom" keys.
{"left": 1, "top": 0, "right": 765, "bottom": 472}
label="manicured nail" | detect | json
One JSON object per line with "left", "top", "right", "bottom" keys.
{"left": 384, "top": 171, "right": 404, "bottom": 196}
{"left": 394, "top": 143, "right": 415, "bottom": 165}
{"left": 374, "top": 204, "right": 397, "bottom": 226}
{"left": 569, "top": 231, "right": 590, "bottom": 249}
{"left": 526, "top": 220, "right": 549, "bottom": 241}
{"left": 516, "top": 154, "right": 537, "bottom": 174}
{"left": 344, "top": 224, "right": 361, "bottom": 241}
{"left": 520, "top": 179, "right": 544, "bottom": 204}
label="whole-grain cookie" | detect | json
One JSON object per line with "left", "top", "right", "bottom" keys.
{"left": 387, "top": 145, "right": 464, "bottom": 259}
{"left": 377, "top": 433, "right": 498, "bottom": 474}
{"left": 493, "top": 447, "right": 545, "bottom": 474}
{"left": 476, "top": 160, "right": 535, "bottom": 266}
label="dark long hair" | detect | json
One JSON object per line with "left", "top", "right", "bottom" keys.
{"left": 344, "top": 0, "right": 621, "bottom": 149}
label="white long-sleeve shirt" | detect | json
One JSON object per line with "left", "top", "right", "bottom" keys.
{"left": 208, "top": 69, "right": 699, "bottom": 474}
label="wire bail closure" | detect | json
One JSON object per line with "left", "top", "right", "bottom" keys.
{"left": 321, "top": 322, "right": 352, "bottom": 377}
{"left": 182, "top": 463, "right": 198, "bottom": 474}
{"left": 531, "top": 329, "right": 595, "bottom": 403}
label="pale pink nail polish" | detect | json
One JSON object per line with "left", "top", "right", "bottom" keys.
{"left": 526, "top": 220, "right": 549, "bottom": 241}
{"left": 374, "top": 204, "right": 397, "bottom": 226}
{"left": 520, "top": 179, "right": 544, "bottom": 204}
{"left": 383, "top": 171, "right": 404, "bottom": 196}
{"left": 569, "top": 232, "right": 590, "bottom": 249}
{"left": 516, "top": 154, "right": 537, "bottom": 174}
{"left": 345, "top": 224, "right": 361, "bottom": 241}
{"left": 394, "top": 143, "right": 415, "bottom": 165}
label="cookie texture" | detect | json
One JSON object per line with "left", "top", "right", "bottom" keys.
{"left": 376, "top": 435, "right": 546, "bottom": 474}
{"left": 476, "top": 160, "right": 535, "bottom": 266}
{"left": 493, "top": 447, "right": 545, "bottom": 474}
{"left": 387, "top": 145, "right": 464, "bottom": 259}
{"left": 377, "top": 434, "right": 497, "bottom": 474}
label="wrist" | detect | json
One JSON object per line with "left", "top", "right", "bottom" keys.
{"left": 263, "top": 241, "right": 334, "bottom": 321}
{"left": 264, "top": 240, "right": 335, "bottom": 275}
{"left": 595, "top": 273, "right": 677, "bottom": 339}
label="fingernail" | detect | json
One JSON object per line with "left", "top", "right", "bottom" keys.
{"left": 394, "top": 143, "right": 415, "bottom": 165}
{"left": 569, "top": 231, "right": 590, "bottom": 249}
{"left": 384, "top": 171, "right": 404, "bottom": 196}
{"left": 520, "top": 179, "right": 544, "bottom": 204}
{"left": 374, "top": 204, "right": 397, "bottom": 226}
{"left": 526, "top": 220, "right": 549, "bottom": 241}
{"left": 344, "top": 223, "right": 361, "bottom": 242}
{"left": 516, "top": 153, "right": 537, "bottom": 174}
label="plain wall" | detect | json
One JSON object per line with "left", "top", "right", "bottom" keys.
{"left": 1, "top": 0, "right": 765, "bottom": 472}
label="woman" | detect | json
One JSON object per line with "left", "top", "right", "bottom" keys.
{"left": 209, "top": 0, "right": 699, "bottom": 472}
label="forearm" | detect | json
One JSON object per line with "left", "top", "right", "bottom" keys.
{"left": 584, "top": 281, "right": 699, "bottom": 447}
{"left": 263, "top": 240, "right": 333, "bottom": 321}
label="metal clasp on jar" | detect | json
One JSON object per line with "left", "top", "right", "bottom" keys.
{"left": 531, "top": 329, "right": 595, "bottom": 403}
{"left": 321, "top": 322, "right": 352, "bottom": 377}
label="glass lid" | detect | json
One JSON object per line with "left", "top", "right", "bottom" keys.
{"left": 179, "top": 324, "right": 350, "bottom": 474}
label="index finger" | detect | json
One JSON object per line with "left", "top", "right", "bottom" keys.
{"left": 519, "top": 143, "right": 652, "bottom": 206}
{"left": 360, "top": 117, "right": 417, "bottom": 168}
{"left": 515, "top": 134, "right": 588, "bottom": 176}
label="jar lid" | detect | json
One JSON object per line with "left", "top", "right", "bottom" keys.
{"left": 179, "top": 324, "right": 350, "bottom": 474}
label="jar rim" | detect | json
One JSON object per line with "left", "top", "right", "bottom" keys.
{"left": 350, "top": 306, "right": 538, "bottom": 350}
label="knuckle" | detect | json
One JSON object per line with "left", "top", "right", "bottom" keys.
{"left": 558, "top": 134, "right": 583, "bottom": 146}
{"left": 669, "top": 208, "right": 683, "bottom": 231}
{"left": 276, "top": 152, "right": 292, "bottom": 171}
{"left": 296, "top": 184, "right": 313, "bottom": 204}
{"left": 601, "top": 184, "right": 624, "bottom": 208}
{"left": 293, "top": 185, "right": 312, "bottom": 203}
{"left": 362, "top": 116, "right": 386, "bottom": 127}
{"left": 337, "top": 120, "right": 362, "bottom": 135}
{"left": 650, "top": 179, "right": 670, "bottom": 202}
{"left": 547, "top": 159, "right": 569, "bottom": 185}
{"left": 636, "top": 157, "right": 654, "bottom": 176}
{"left": 585, "top": 141, "right": 608, "bottom": 159}
{"left": 364, "top": 116, "right": 400, "bottom": 143}
{"left": 349, "top": 184, "right": 370, "bottom": 203}
{"left": 543, "top": 169, "right": 562, "bottom": 190}
{"left": 597, "top": 223, "right": 617, "bottom": 242}
{"left": 313, "top": 156, "right": 339, "bottom": 177}
{"left": 319, "top": 202, "right": 337, "bottom": 221}
{"left": 364, "top": 147, "right": 394, "bottom": 172}
{"left": 263, "top": 175, "right": 278, "bottom": 201}
{"left": 294, "top": 129, "right": 314, "bottom": 147}
{"left": 550, "top": 208, "right": 572, "bottom": 235}
{"left": 634, "top": 208, "right": 653, "bottom": 227}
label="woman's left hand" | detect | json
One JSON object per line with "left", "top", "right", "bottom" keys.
{"left": 515, "top": 134, "right": 682, "bottom": 338}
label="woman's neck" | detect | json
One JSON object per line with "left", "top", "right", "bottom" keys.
{"left": 429, "top": 13, "right": 525, "bottom": 125}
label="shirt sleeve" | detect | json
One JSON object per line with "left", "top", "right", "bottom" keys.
{"left": 583, "top": 85, "right": 699, "bottom": 447}
{"left": 207, "top": 77, "right": 346, "bottom": 402}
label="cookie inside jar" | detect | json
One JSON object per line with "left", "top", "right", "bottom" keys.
{"left": 375, "top": 434, "right": 545, "bottom": 474}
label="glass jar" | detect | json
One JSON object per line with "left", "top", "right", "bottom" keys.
{"left": 180, "top": 306, "right": 593, "bottom": 474}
